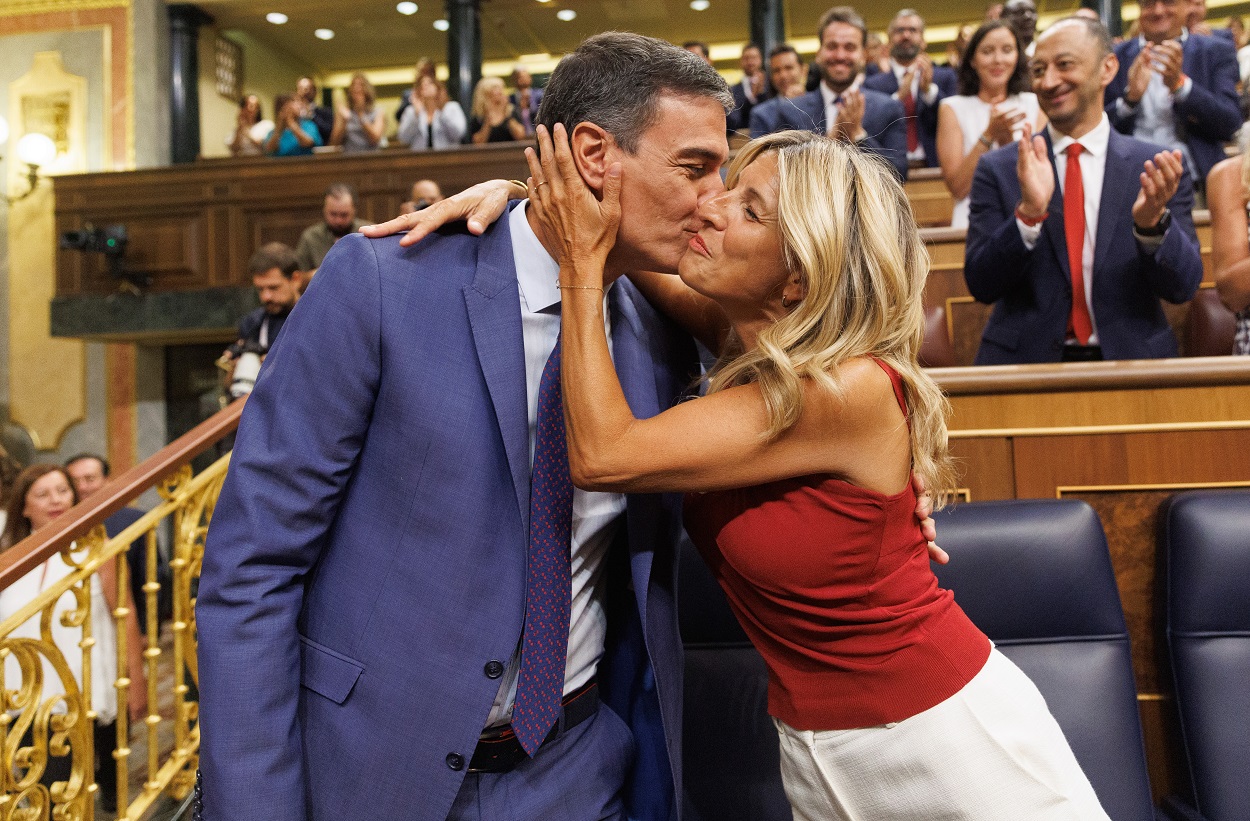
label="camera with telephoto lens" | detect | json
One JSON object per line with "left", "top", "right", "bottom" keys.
{"left": 228, "top": 342, "right": 267, "bottom": 399}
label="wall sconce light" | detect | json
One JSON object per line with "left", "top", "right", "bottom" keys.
{"left": 0, "top": 115, "right": 57, "bottom": 204}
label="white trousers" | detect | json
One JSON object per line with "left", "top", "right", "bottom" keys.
{"left": 774, "top": 649, "right": 1111, "bottom": 821}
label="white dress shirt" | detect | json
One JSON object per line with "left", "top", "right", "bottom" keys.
{"left": 483, "top": 201, "right": 625, "bottom": 729}
{"left": 1115, "top": 33, "right": 1196, "bottom": 177}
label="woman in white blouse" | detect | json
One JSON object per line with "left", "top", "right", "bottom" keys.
{"left": 397, "top": 74, "right": 467, "bottom": 150}
{"left": 937, "top": 20, "right": 1047, "bottom": 229}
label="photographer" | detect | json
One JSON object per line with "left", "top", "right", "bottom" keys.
{"left": 222, "top": 243, "right": 303, "bottom": 399}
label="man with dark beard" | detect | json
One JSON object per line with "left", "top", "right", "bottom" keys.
{"left": 864, "top": 9, "right": 957, "bottom": 168}
{"left": 295, "top": 183, "right": 370, "bottom": 274}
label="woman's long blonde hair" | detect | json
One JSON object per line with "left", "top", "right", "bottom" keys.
{"left": 707, "top": 131, "right": 956, "bottom": 500}
{"left": 471, "top": 77, "right": 513, "bottom": 120}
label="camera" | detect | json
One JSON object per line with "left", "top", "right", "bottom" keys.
{"left": 60, "top": 224, "right": 128, "bottom": 256}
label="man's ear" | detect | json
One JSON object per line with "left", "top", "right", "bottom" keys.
{"left": 568, "top": 121, "right": 616, "bottom": 194}
{"left": 1100, "top": 52, "right": 1119, "bottom": 89}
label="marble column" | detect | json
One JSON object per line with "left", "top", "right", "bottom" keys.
{"left": 446, "top": 0, "right": 482, "bottom": 117}
{"left": 750, "top": 0, "right": 785, "bottom": 59}
{"left": 168, "top": 4, "right": 213, "bottom": 164}
{"left": 1089, "top": 0, "right": 1122, "bottom": 38}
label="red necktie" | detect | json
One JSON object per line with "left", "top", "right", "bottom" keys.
{"left": 1064, "top": 143, "right": 1093, "bottom": 345}
{"left": 903, "top": 91, "right": 919, "bottom": 153}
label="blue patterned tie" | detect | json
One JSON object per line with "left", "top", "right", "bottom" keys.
{"left": 511, "top": 335, "right": 573, "bottom": 755}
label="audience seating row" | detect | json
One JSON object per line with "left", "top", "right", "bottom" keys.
{"left": 679, "top": 491, "right": 1250, "bottom": 821}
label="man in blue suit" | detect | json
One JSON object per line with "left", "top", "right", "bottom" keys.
{"left": 966, "top": 16, "right": 1203, "bottom": 364}
{"left": 196, "top": 33, "right": 731, "bottom": 821}
{"left": 726, "top": 43, "right": 770, "bottom": 136}
{"left": 1105, "top": 0, "right": 1240, "bottom": 186}
{"left": 749, "top": 6, "right": 909, "bottom": 181}
{"left": 863, "top": 9, "right": 958, "bottom": 168}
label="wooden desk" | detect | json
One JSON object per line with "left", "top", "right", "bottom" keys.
{"left": 934, "top": 357, "right": 1250, "bottom": 803}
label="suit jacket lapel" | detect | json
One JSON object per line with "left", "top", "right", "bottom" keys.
{"left": 1095, "top": 130, "right": 1134, "bottom": 277}
{"left": 463, "top": 221, "right": 532, "bottom": 531}
{"left": 1039, "top": 130, "right": 1072, "bottom": 279}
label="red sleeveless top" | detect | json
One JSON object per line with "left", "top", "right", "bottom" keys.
{"left": 683, "top": 361, "right": 990, "bottom": 730}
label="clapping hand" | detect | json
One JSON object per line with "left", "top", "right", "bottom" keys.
{"left": 832, "top": 90, "right": 866, "bottom": 142}
{"left": 985, "top": 104, "right": 1026, "bottom": 147}
{"left": 525, "top": 123, "right": 622, "bottom": 275}
{"left": 1151, "top": 40, "right": 1185, "bottom": 93}
{"left": 1016, "top": 122, "right": 1054, "bottom": 220}
{"left": 1132, "top": 149, "right": 1183, "bottom": 230}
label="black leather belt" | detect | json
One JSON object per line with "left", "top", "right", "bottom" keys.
{"left": 468, "top": 679, "right": 600, "bottom": 774}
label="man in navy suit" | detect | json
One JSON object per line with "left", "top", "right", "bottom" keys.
{"left": 196, "top": 33, "right": 730, "bottom": 821}
{"left": 863, "top": 9, "right": 958, "bottom": 168}
{"left": 727, "top": 42, "right": 770, "bottom": 136}
{"left": 749, "top": 6, "right": 909, "bottom": 180}
{"left": 509, "top": 65, "right": 543, "bottom": 137}
{"left": 1105, "top": 0, "right": 1240, "bottom": 186}
{"left": 966, "top": 16, "right": 1203, "bottom": 364}
{"left": 748, "top": 44, "right": 808, "bottom": 136}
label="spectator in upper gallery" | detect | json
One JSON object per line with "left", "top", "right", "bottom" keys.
{"left": 394, "top": 58, "right": 440, "bottom": 125}
{"left": 985, "top": 2, "right": 1004, "bottom": 20}
{"left": 683, "top": 40, "right": 714, "bottom": 65}
{"left": 397, "top": 74, "right": 467, "bottom": 150}
{"left": 748, "top": 44, "right": 808, "bottom": 135}
{"left": 1204, "top": 143, "right": 1250, "bottom": 353}
{"left": 864, "top": 31, "right": 891, "bottom": 76}
{"left": 509, "top": 64, "right": 542, "bottom": 136}
{"left": 400, "top": 178, "right": 445, "bottom": 215}
{"left": 1105, "top": 0, "right": 1241, "bottom": 188}
{"left": 938, "top": 20, "right": 1046, "bottom": 228}
{"left": 0, "top": 445, "right": 21, "bottom": 536}
{"left": 865, "top": 9, "right": 959, "bottom": 168}
{"left": 751, "top": 6, "right": 909, "bottom": 181}
{"left": 1186, "top": 0, "right": 1235, "bottom": 42}
{"left": 468, "top": 77, "right": 526, "bottom": 144}
{"left": 1002, "top": 0, "right": 1039, "bottom": 54}
{"left": 264, "top": 93, "right": 322, "bottom": 157}
{"left": 329, "top": 72, "right": 387, "bottom": 153}
{"left": 296, "top": 183, "right": 369, "bottom": 273}
{"left": 296, "top": 76, "right": 334, "bottom": 145}
{"left": 226, "top": 94, "right": 272, "bottom": 157}
{"left": 727, "top": 42, "right": 770, "bottom": 135}
{"left": 964, "top": 16, "right": 1202, "bottom": 364}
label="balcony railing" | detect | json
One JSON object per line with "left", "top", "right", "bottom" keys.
{"left": 0, "top": 400, "right": 244, "bottom": 820}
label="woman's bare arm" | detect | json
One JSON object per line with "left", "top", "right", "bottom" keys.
{"left": 1208, "top": 158, "right": 1250, "bottom": 312}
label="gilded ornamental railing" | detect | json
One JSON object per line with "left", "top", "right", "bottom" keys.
{"left": 0, "top": 400, "right": 244, "bottom": 820}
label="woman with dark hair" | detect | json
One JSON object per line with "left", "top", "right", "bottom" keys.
{"left": 226, "top": 94, "right": 271, "bottom": 157}
{"left": 1, "top": 464, "right": 147, "bottom": 811}
{"left": 937, "top": 19, "right": 1045, "bottom": 227}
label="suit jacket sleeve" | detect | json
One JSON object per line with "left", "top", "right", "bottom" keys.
{"left": 1174, "top": 39, "right": 1242, "bottom": 142}
{"left": 861, "top": 96, "right": 910, "bottom": 181}
{"left": 965, "top": 151, "right": 1037, "bottom": 304}
{"left": 749, "top": 101, "right": 778, "bottom": 138}
{"left": 197, "top": 234, "right": 384, "bottom": 821}
{"left": 1139, "top": 167, "right": 1204, "bottom": 303}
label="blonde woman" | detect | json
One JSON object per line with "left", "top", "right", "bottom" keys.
{"left": 519, "top": 126, "right": 1109, "bottom": 820}
{"left": 1205, "top": 146, "right": 1250, "bottom": 353}
{"left": 469, "top": 76, "right": 526, "bottom": 144}
{"left": 330, "top": 72, "right": 386, "bottom": 153}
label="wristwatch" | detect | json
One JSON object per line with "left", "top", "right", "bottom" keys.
{"left": 1134, "top": 208, "right": 1171, "bottom": 237}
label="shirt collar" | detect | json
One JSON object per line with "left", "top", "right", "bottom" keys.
{"left": 820, "top": 76, "right": 862, "bottom": 108}
{"left": 508, "top": 200, "right": 561, "bottom": 314}
{"left": 507, "top": 199, "right": 614, "bottom": 315}
{"left": 1137, "top": 28, "right": 1188, "bottom": 49}
{"left": 1048, "top": 113, "right": 1111, "bottom": 160}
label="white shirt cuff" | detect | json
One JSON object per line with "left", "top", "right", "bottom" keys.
{"left": 1173, "top": 76, "right": 1193, "bottom": 102}
{"left": 1017, "top": 218, "right": 1042, "bottom": 249}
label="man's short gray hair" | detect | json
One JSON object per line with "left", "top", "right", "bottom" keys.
{"left": 537, "top": 31, "right": 732, "bottom": 154}
{"left": 890, "top": 8, "right": 925, "bottom": 30}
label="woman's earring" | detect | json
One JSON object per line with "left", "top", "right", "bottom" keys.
{"left": 781, "top": 295, "right": 797, "bottom": 309}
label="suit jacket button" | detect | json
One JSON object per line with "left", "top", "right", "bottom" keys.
{"left": 484, "top": 660, "right": 505, "bottom": 679}
{"left": 446, "top": 752, "right": 465, "bottom": 771}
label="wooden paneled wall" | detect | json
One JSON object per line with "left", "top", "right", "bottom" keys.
{"left": 935, "top": 358, "right": 1250, "bottom": 803}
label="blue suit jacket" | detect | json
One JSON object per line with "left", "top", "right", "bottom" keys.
{"left": 748, "top": 87, "right": 909, "bottom": 180}
{"left": 862, "top": 65, "right": 958, "bottom": 168}
{"left": 965, "top": 130, "right": 1203, "bottom": 364}
{"left": 1106, "top": 34, "right": 1240, "bottom": 180}
{"left": 727, "top": 81, "right": 770, "bottom": 135}
{"left": 197, "top": 221, "right": 696, "bottom": 821}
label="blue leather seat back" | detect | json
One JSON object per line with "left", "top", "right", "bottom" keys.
{"left": 1162, "top": 489, "right": 1250, "bottom": 821}
{"left": 932, "top": 499, "right": 1155, "bottom": 821}
{"left": 677, "top": 537, "right": 791, "bottom": 821}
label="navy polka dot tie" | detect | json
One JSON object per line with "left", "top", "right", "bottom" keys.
{"left": 511, "top": 335, "right": 573, "bottom": 756}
